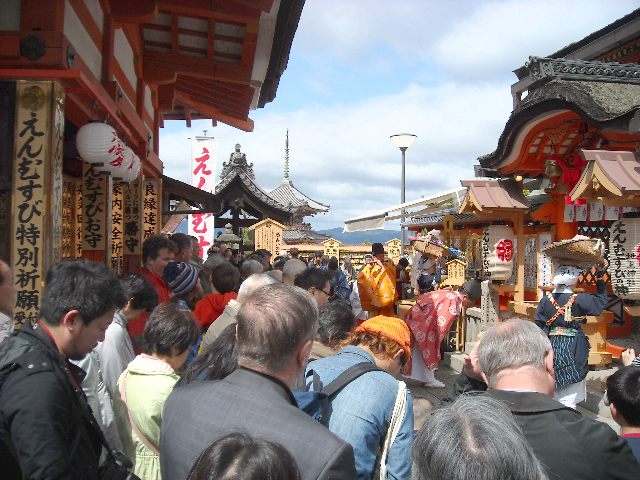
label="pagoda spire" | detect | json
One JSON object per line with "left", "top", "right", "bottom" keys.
{"left": 282, "top": 129, "right": 291, "bottom": 184}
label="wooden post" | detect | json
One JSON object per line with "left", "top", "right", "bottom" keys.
{"left": 111, "top": 182, "right": 124, "bottom": 275}
{"left": 515, "top": 214, "right": 525, "bottom": 303}
{"left": 11, "top": 81, "right": 64, "bottom": 329}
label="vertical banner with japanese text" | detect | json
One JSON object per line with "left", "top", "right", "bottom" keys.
{"left": 62, "top": 176, "right": 77, "bottom": 260}
{"left": 188, "top": 136, "right": 216, "bottom": 258}
{"left": 111, "top": 183, "right": 124, "bottom": 275}
{"left": 82, "top": 163, "right": 112, "bottom": 263}
{"left": 11, "top": 81, "right": 64, "bottom": 329}
{"left": 122, "top": 176, "right": 143, "bottom": 273}
{"left": 143, "top": 178, "right": 161, "bottom": 240}
{"left": 75, "top": 180, "right": 83, "bottom": 258}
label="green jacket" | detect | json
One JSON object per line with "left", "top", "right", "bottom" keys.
{"left": 114, "top": 354, "right": 179, "bottom": 480}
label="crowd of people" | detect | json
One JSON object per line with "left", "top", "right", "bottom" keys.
{"left": 0, "top": 233, "right": 638, "bottom": 480}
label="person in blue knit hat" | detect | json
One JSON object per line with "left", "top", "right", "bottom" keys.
{"left": 164, "top": 261, "right": 203, "bottom": 311}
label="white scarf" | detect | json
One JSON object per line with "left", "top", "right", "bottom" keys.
{"left": 552, "top": 265, "right": 581, "bottom": 294}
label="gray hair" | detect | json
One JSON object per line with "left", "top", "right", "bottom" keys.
{"left": 237, "top": 283, "right": 318, "bottom": 373}
{"left": 478, "top": 319, "right": 552, "bottom": 387}
{"left": 237, "top": 273, "right": 277, "bottom": 303}
{"left": 282, "top": 258, "right": 307, "bottom": 284}
{"left": 317, "top": 299, "right": 356, "bottom": 346}
{"left": 240, "top": 259, "right": 263, "bottom": 278}
{"left": 412, "top": 395, "right": 548, "bottom": 480}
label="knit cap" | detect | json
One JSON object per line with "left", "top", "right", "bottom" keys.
{"left": 163, "top": 261, "right": 198, "bottom": 296}
{"left": 355, "top": 315, "right": 411, "bottom": 363}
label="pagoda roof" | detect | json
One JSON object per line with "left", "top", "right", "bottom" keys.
{"left": 269, "top": 180, "right": 330, "bottom": 214}
{"left": 268, "top": 130, "right": 329, "bottom": 216}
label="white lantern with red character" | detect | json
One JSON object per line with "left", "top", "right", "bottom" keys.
{"left": 116, "top": 147, "right": 141, "bottom": 183}
{"left": 481, "top": 225, "right": 515, "bottom": 281}
{"left": 75, "top": 122, "right": 120, "bottom": 165}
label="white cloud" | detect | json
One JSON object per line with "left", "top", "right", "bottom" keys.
{"left": 159, "top": 1, "right": 639, "bottom": 232}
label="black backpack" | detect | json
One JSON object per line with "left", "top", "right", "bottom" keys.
{"left": 293, "top": 362, "right": 381, "bottom": 422}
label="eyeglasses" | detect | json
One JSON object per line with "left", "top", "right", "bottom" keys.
{"left": 603, "top": 389, "right": 610, "bottom": 406}
{"left": 319, "top": 287, "right": 331, "bottom": 297}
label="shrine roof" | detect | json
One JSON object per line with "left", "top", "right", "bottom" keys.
{"left": 215, "top": 166, "right": 293, "bottom": 213}
{"left": 570, "top": 149, "right": 640, "bottom": 202}
{"left": 460, "top": 178, "right": 530, "bottom": 212}
{"left": 479, "top": 76, "right": 640, "bottom": 171}
{"left": 269, "top": 180, "right": 330, "bottom": 214}
{"left": 283, "top": 228, "right": 330, "bottom": 243}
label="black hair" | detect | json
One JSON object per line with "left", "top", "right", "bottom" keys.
{"left": 255, "top": 248, "right": 272, "bottom": 258}
{"left": 179, "top": 323, "right": 238, "bottom": 385}
{"left": 294, "top": 267, "right": 332, "bottom": 291}
{"left": 141, "top": 234, "right": 177, "bottom": 262}
{"left": 398, "top": 257, "right": 409, "bottom": 268}
{"left": 317, "top": 299, "right": 356, "bottom": 346}
{"left": 272, "top": 256, "right": 287, "bottom": 271}
{"left": 606, "top": 365, "right": 640, "bottom": 426}
{"left": 143, "top": 303, "right": 199, "bottom": 356}
{"left": 170, "top": 233, "right": 193, "bottom": 254}
{"left": 327, "top": 256, "right": 339, "bottom": 271}
{"left": 187, "top": 432, "right": 301, "bottom": 480}
{"left": 211, "top": 262, "right": 241, "bottom": 294}
{"left": 39, "top": 259, "right": 126, "bottom": 326}
{"left": 119, "top": 273, "right": 158, "bottom": 313}
{"left": 372, "top": 243, "right": 385, "bottom": 255}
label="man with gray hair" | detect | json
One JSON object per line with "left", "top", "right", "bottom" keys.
{"left": 478, "top": 319, "right": 639, "bottom": 479}
{"left": 283, "top": 258, "right": 307, "bottom": 285}
{"left": 160, "top": 283, "right": 356, "bottom": 480}
{"left": 413, "top": 395, "right": 548, "bottom": 480}
{"left": 199, "top": 273, "right": 277, "bottom": 349}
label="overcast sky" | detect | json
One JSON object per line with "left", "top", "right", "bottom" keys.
{"left": 160, "top": 0, "right": 638, "bottom": 231}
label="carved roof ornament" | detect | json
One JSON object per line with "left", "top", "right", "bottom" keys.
{"left": 526, "top": 56, "right": 640, "bottom": 90}
{"left": 219, "top": 143, "right": 255, "bottom": 180}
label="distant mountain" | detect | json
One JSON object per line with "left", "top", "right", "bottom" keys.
{"left": 316, "top": 228, "right": 401, "bottom": 245}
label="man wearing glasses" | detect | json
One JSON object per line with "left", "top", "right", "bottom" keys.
{"left": 294, "top": 268, "right": 333, "bottom": 306}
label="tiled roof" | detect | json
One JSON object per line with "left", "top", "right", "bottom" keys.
{"left": 215, "top": 167, "right": 293, "bottom": 212}
{"left": 269, "top": 180, "right": 329, "bottom": 214}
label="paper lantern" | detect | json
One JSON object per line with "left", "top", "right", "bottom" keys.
{"left": 116, "top": 147, "right": 140, "bottom": 183}
{"left": 100, "top": 138, "right": 126, "bottom": 176}
{"left": 481, "top": 225, "right": 515, "bottom": 281}
{"left": 609, "top": 218, "right": 640, "bottom": 299}
{"left": 76, "top": 122, "right": 120, "bottom": 165}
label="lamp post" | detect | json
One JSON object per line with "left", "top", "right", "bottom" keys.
{"left": 390, "top": 133, "right": 416, "bottom": 257}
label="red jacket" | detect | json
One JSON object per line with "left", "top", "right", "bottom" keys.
{"left": 193, "top": 292, "right": 238, "bottom": 329}
{"left": 127, "top": 268, "right": 171, "bottom": 352}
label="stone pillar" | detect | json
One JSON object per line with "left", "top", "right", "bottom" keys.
{"left": 11, "top": 81, "right": 64, "bottom": 329}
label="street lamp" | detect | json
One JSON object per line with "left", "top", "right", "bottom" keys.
{"left": 390, "top": 133, "right": 417, "bottom": 257}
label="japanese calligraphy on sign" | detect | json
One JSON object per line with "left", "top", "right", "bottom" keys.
{"left": 82, "top": 163, "right": 112, "bottom": 257}
{"left": 143, "top": 178, "right": 161, "bottom": 240}
{"left": 538, "top": 233, "right": 553, "bottom": 293}
{"left": 75, "top": 180, "right": 83, "bottom": 258}
{"left": 610, "top": 219, "right": 640, "bottom": 299}
{"left": 123, "top": 176, "right": 142, "bottom": 255}
{"left": 62, "top": 177, "right": 76, "bottom": 259}
{"left": 188, "top": 137, "right": 216, "bottom": 258}
{"left": 250, "top": 219, "right": 285, "bottom": 258}
{"left": 111, "top": 183, "right": 124, "bottom": 275}
{"left": 11, "top": 81, "right": 63, "bottom": 329}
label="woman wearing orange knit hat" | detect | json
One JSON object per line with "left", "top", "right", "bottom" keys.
{"left": 303, "top": 315, "right": 414, "bottom": 480}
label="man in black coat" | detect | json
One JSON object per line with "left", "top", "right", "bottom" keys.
{"left": 477, "top": 319, "right": 639, "bottom": 480}
{"left": 161, "top": 283, "right": 356, "bottom": 480}
{"left": 0, "top": 260, "right": 126, "bottom": 479}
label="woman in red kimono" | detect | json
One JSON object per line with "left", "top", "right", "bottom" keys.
{"left": 403, "top": 279, "right": 481, "bottom": 387}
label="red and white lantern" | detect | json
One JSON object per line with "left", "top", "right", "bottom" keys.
{"left": 117, "top": 147, "right": 140, "bottom": 183}
{"left": 76, "top": 122, "right": 120, "bottom": 165}
{"left": 482, "top": 225, "right": 515, "bottom": 281}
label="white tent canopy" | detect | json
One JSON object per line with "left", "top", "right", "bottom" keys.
{"left": 343, "top": 188, "right": 465, "bottom": 232}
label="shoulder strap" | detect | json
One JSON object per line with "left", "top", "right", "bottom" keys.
{"left": 545, "top": 293, "right": 578, "bottom": 327}
{"left": 118, "top": 371, "right": 160, "bottom": 456}
{"left": 377, "top": 381, "right": 408, "bottom": 480}
{"left": 321, "top": 362, "right": 381, "bottom": 397}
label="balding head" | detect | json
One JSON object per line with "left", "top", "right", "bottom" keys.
{"left": 236, "top": 283, "right": 318, "bottom": 376}
{"left": 478, "top": 319, "right": 554, "bottom": 393}
{"left": 282, "top": 258, "right": 306, "bottom": 285}
{"left": 237, "top": 273, "right": 277, "bottom": 303}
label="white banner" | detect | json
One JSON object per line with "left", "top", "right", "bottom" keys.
{"left": 188, "top": 136, "right": 217, "bottom": 258}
